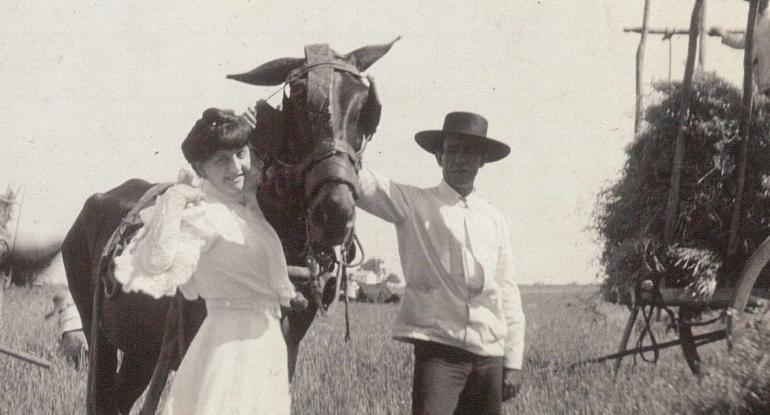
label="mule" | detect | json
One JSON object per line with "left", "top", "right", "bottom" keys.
{"left": 62, "top": 39, "right": 397, "bottom": 415}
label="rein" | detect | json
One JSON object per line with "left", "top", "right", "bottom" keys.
{"left": 303, "top": 225, "right": 364, "bottom": 341}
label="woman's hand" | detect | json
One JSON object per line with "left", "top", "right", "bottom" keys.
{"left": 289, "top": 291, "right": 309, "bottom": 311}
{"left": 172, "top": 166, "right": 204, "bottom": 206}
{"left": 168, "top": 183, "right": 204, "bottom": 206}
{"left": 177, "top": 165, "right": 201, "bottom": 187}
{"left": 242, "top": 106, "right": 257, "bottom": 128}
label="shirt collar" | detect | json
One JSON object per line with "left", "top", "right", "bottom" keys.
{"left": 438, "top": 180, "right": 476, "bottom": 206}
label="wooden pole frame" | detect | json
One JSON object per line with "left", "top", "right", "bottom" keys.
{"left": 623, "top": 27, "right": 743, "bottom": 35}
{"left": 634, "top": 0, "right": 652, "bottom": 136}
{"left": 698, "top": 0, "right": 707, "bottom": 70}
{"left": 727, "top": 0, "right": 760, "bottom": 256}
{"left": 0, "top": 345, "right": 51, "bottom": 368}
{"left": 663, "top": 0, "right": 704, "bottom": 245}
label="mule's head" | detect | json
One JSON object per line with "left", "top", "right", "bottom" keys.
{"left": 228, "top": 39, "right": 397, "bottom": 248}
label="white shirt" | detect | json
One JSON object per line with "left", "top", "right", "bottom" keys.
{"left": 357, "top": 167, "right": 526, "bottom": 369}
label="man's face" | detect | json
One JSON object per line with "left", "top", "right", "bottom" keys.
{"left": 436, "top": 135, "right": 484, "bottom": 194}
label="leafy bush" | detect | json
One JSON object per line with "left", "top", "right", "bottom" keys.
{"left": 594, "top": 73, "right": 770, "bottom": 302}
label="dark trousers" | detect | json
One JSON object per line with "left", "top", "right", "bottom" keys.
{"left": 412, "top": 340, "right": 503, "bottom": 415}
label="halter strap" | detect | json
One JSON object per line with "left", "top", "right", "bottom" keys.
{"left": 286, "top": 61, "right": 361, "bottom": 81}
{"left": 284, "top": 44, "right": 361, "bottom": 84}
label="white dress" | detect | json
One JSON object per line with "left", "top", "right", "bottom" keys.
{"left": 114, "top": 179, "right": 295, "bottom": 415}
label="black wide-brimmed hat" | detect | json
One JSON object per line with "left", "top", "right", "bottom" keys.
{"left": 414, "top": 112, "right": 510, "bottom": 162}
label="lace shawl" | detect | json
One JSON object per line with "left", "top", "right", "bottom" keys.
{"left": 113, "top": 187, "right": 214, "bottom": 299}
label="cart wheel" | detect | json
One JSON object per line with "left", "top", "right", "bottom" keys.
{"left": 729, "top": 235, "right": 770, "bottom": 337}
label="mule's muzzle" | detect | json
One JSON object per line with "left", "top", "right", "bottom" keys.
{"left": 308, "top": 182, "right": 356, "bottom": 247}
{"left": 304, "top": 151, "right": 360, "bottom": 247}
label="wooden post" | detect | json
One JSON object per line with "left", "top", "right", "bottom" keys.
{"left": 663, "top": 0, "right": 704, "bottom": 246}
{"left": 0, "top": 272, "right": 4, "bottom": 322}
{"left": 0, "top": 345, "right": 52, "bottom": 368}
{"left": 635, "top": 0, "right": 652, "bottom": 136}
{"left": 623, "top": 27, "right": 743, "bottom": 36}
{"left": 678, "top": 307, "right": 702, "bottom": 376}
{"left": 613, "top": 306, "right": 640, "bottom": 379}
{"left": 698, "top": 0, "right": 707, "bottom": 70}
{"left": 728, "top": 0, "right": 760, "bottom": 256}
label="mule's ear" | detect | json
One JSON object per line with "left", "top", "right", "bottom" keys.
{"left": 250, "top": 100, "right": 284, "bottom": 155}
{"left": 359, "top": 76, "right": 382, "bottom": 138}
{"left": 344, "top": 36, "right": 400, "bottom": 72}
{"left": 227, "top": 57, "right": 305, "bottom": 86}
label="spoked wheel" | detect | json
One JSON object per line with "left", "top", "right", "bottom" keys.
{"left": 729, "top": 235, "right": 770, "bottom": 340}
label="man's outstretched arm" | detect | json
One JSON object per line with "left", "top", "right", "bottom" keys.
{"left": 357, "top": 167, "right": 411, "bottom": 224}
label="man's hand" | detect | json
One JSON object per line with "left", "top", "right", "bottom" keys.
{"left": 708, "top": 26, "right": 725, "bottom": 37}
{"left": 59, "top": 330, "right": 88, "bottom": 368}
{"left": 502, "top": 368, "right": 521, "bottom": 402}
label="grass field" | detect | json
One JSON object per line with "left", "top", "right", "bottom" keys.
{"left": 1, "top": 284, "right": 768, "bottom": 414}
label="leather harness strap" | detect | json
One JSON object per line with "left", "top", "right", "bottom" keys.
{"left": 273, "top": 45, "right": 365, "bottom": 202}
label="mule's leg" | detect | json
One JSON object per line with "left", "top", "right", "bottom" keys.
{"left": 139, "top": 294, "right": 183, "bottom": 415}
{"left": 91, "top": 333, "right": 120, "bottom": 415}
{"left": 88, "top": 267, "right": 122, "bottom": 415}
{"left": 64, "top": 195, "right": 110, "bottom": 414}
{"left": 62, "top": 196, "right": 99, "bottom": 346}
{"left": 115, "top": 346, "right": 160, "bottom": 415}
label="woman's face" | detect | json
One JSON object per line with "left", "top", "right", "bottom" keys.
{"left": 199, "top": 146, "right": 251, "bottom": 197}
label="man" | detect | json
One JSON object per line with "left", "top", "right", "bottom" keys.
{"left": 358, "top": 111, "right": 525, "bottom": 415}
{"left": 710, "top": 0, "right": 770, "bottom": 95}
{"left": 49, "top": 289, "right": 88, "bottom": 367}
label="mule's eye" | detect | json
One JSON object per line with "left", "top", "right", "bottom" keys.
{"left": 289, "top": 81, "right": 305, "bottom": 97}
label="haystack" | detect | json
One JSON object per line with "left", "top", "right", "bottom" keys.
{"left": 0, "top": 186, "right": 63, "bottom": 285}
{"left": 0, "top": 186, "right": 17, "bottom": 263}
{"left": 594, "top": 73, "right": 770, "bottom": 303}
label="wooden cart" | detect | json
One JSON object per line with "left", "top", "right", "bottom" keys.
{"left": 611, "top": 279, "right": 770, "bottom": 376}
{"left": 585, "top": 0, "right": 770, "bottom": 376}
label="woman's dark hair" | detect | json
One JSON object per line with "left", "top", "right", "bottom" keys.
{"left": 181, "top": 108, "right": 251, "bottom": 165}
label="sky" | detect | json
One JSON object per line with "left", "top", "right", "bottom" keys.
{"left": 0, "top": 0, "right": 755, "bottom": 285}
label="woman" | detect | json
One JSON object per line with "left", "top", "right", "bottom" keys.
{"left": 114, "top": 108, "right": 295, "bottom": 414}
